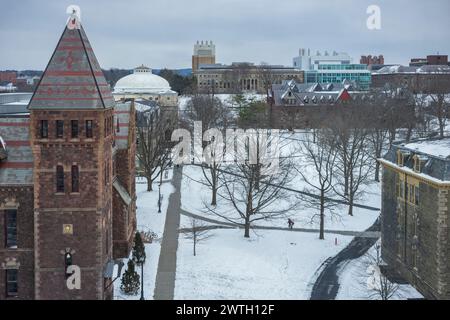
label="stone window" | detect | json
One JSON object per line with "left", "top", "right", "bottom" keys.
{"left": 56, "top": 120, "right": 64, "bottom": 139}
{"left": 40, "top": 120, "right": 48, "bottom": 139}
{"left": 71, "top": 120, "right": 79, "bottom": 138}
{"left": 56, "top": 165, "right": 64, "bottom": 193}
{"left": 71, "top": 165, "right": 79, "bottom": 193}
{"left": 85, "top": 120, "right": 93, "bottom": 138}
{"left": 6, "top": 269, "right": 18, "bottom": 297}
{"left": 5, "top": 209, "right": 17, "bottom": 248}
{"left": 397, "top": 150, "right": 405, "bottom": 167}
{"left": 116, "top": 118, "right": 120, "bottom": 133}
{"left": 406, "top": 182, "right": 419, "bottom": 206}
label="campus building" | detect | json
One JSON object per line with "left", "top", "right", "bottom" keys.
{"left": 292, "top": 48, "right": 371, "bottom": 90}
{"left": 192, "top": 40, "right": 216, "bottom": 72}
{"left": 194, "top": 62, "right": 304, "bottom": 94}
{"left": 0, "top": 14, "right": 136, "bottom": 300}
{"left": 379, "top": 139, "right": 450, "bottom": 299}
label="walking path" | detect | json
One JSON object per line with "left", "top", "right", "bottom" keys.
{"left": 180, "top": 209, "right": 380, "bottom": 239}
{"left": 153, "top": 166, "right": 183, "bottom": 300}
{"left": 309, "top": 218, "right": 381, "bottom": 300}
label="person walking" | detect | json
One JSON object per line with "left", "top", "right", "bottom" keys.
{"left": 287, "top": 218, "right": 294, "bottom": 229}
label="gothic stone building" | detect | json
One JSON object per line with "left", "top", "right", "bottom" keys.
{"left": 380, "top": 139, "right": 450, "bottom": 299}
{"left": 0, "top": 20, "right": 136, "bottom": 299}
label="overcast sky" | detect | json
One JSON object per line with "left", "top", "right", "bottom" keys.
{"left": 1, "top": 0, "right": 449, "bottom": 70}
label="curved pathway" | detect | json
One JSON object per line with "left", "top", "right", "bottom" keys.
{"left": 180, "top": 209, "right": 380, "bottom": 238}
{"left": 309, "top": 218, "right": 381, "bottom": 300}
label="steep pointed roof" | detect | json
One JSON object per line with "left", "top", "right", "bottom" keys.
{"left": 28, "top": 25, "right": 114, "bottom": 110}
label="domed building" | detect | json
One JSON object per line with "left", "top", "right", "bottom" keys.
{"left": 113, "top": 65, "right": 178, "bottom": 107}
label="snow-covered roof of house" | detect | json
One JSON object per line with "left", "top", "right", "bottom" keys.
{"left": 383, "top": 138, "right": 450, "bottom": 182}
{"left": 271, "top": 80, "right": 360, "bottom": 106}
{"left": 375, "top": 65, "right": 450, "bottom": 75}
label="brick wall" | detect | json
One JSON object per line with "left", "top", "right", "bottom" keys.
{"left": 0, "top": 186, "right": 34, "bottom": 300}
{"left": 30, "top": 108, "right": 115, "bottom": 300}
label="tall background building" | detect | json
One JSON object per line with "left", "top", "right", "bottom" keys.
{"left": 192, "top": 41, "right": 215, "bottom": 72}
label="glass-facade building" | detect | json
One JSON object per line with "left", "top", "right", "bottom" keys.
{"left": 305, "top": 64, "right": 371, "bottom": 90}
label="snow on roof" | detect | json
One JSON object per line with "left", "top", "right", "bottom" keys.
{"left": 402, "top": 139, "right": 450, "bottom": 158}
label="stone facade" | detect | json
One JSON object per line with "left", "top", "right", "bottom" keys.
{"left": 380, "top": 141, "right": 450, "bottom": 299}
{"left": 0, "top": 20, "right": 136, "bottom": 300}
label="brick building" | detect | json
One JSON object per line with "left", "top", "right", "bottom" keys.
{"left": 267, "top": 80, "right": 415, "bottom": 130}
{"left": 0, "top": 72, "right": 17, "bottom": 85}
{"left": 0, "top": 16, "right": 136, "bottom": 300}
{"left": 410, "top": 55, "right": 449, "bottom": 67}
{"left": 371, "top": 65, "right": 450, "bottom": 94}
{"left": 379, "top": 139, "right": 450, "bottom": 299}
{"left": 360, "top": 55, "right": 385, "bottom": 66}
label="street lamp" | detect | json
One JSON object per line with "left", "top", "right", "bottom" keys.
{"left": 139, "top": 258, "right": 145, "bottom": 300}
{"left": 158, "top": 180, "right": 162, "bottom": 213}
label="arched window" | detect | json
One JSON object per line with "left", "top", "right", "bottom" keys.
{"left": 56, "top": 165, "right": 64, "bottom": 193}
{"left": 71, "top": 165, "right": 79, "bottom": 193}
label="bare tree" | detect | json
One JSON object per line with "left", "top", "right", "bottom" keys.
{"left": 136, "top": 108, "right": 172, "bottom": 191}
{"left": 296, "top": 130, "right": 338, "bottom": 239}
{"left": 183, "top": 218, "right": 213, "bottom": 256}
{"left": 209, "top": 130, "right": 296, "bottom": 238}
{"left": 360, "top": 243, "right": 400, "bottom": 300}
{"left": 331, "top": 112, "right": 373, "bottom": 216}
{"left": 368, "top": 127, "right": 389, "bottom": 182}
{"left": 424, "top": 74, "right": 450, "bottom": 139}
{"left": 182, "top": 94, "right": 232, "bottom": 205}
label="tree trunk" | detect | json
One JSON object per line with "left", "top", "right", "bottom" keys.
{"left": 193, "top": 233, "right": 196, "bottom": 256}
{"left": 375, "top": 161, "right": 380, "bottom": 182}
{"left": 147, "top": 177, "right": 153, "bottom": 191}
{"left": 348, "top": 193, "right": 354, "bottom": 216}
{"left": 211, "top": 178, "right": 217, "bottom": 206}
{"left": 244, "top": 215, "right": 250, "bottom": 238}
{"left": 406, "top": 126, "right": 413, "bottom": 142}
{"left": 319, "top": 190, "right": 325, "bottom": 240}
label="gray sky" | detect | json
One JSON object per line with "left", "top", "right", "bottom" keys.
{"left": 1, "top": 0, "right": 449, "bottom": 70}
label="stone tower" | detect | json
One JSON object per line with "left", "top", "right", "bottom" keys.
{"left": 28, "top": 13, "right": 116, "bottom": 299}
{"left": 192, "top": 40, "right": 216, "bottom": 72}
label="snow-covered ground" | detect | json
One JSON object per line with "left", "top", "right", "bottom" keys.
{"left": 175, "top": 226, "right": 352, "bottom": 299}
{"left": 336, "top": 243, "right": 423, "bottom": 300}
{"left": 181, "top": 164, "right": 379, "bottom": 233}
{"left": 114, "top": 170, "right": 175, "bottom": 300}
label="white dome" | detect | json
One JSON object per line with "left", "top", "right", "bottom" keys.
{"left": 113, "top": 65, "right": 171, "bottom": 94}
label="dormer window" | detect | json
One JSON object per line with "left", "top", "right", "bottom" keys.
{"left": 397, "top": 151, "right": 404, "bottom": 167}
{"left": 397, "top": 150, "right": 410, "bottom": 167}
{"left": 413, "top": 155, "right": 428, "bottom": 173}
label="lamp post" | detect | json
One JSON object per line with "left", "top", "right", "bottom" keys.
{"left": 158, "top": 180, "right": 162, "bottom": 213}
{"left": 140, "top": 259, "right": 145, "bottom": 300}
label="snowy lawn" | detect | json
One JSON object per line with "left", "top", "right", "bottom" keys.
{"left": 175, "top": 222, "right": 353, "bottom": 299}
{"left": 114, "top": 170, "right": 175, "bottom": 300}
{"left": 336, "top": 243, "right": 423, "bottom": 300}
{"left": 181, "top": 164, "right": 379, "bottom": 233}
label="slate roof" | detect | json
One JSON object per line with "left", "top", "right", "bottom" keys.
{"left": 383, "top": 138, "right": 450, "bottom": 182}
{"left": 114, "top": 101, "right": 133, "bottom": 150}
{"left": 28, "top": 25, "right": 114, "bottom": 110}
{"left": 271, "top": 80, "right": 360, "bottom": 106}
{"left": 0, "top": 116, "right": 33, "bottom": 185}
